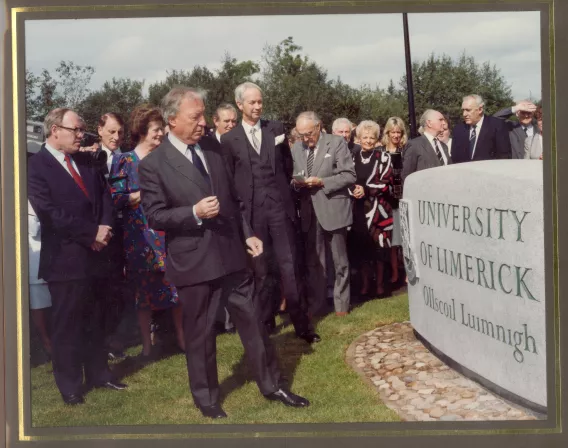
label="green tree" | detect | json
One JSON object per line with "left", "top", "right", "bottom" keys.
{"left": 28, "top": 69, "right": 60, "bottom": 121}
{"left": 55, "top": 61, "right": 95, "bottom": 110}
{"left": 78, "top": 77, "right": 146, "bottom": 133}
{"left": 399, "top": 52, "right": 513, "bottom": 127}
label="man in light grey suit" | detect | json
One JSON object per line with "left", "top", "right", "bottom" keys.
{"left": 493, "top": 100, "right": 537, "bottom": 159}
{"left": 402, "top": 109, "right": 451, "bottom": 183}
{"left": 291, "top": 112, "right": 356, "bottom": 317}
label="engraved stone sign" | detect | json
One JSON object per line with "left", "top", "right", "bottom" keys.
{"left": 401, "top": 160, "right": 546, "bottom": 409}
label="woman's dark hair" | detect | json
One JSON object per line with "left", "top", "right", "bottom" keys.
{"left": 129, "top": 104, "right": 166, "bottom": 145}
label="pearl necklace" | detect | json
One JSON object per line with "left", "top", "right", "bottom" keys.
{"left": 360, "top": 149, "right": 376, "bottom": 164}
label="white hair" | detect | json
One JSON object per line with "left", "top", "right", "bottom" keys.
{"left": 332, "top": 117, "right": 352, "bottom": 133}
{"left": 234, "top": 82, "right": 262, "bottom": 103}
{"left": 419, "top": 109, "right": 439, "bottom": 129}
{"left": 161, "top": 86, "right": 207, "bottom": 122}
{"left": 462, "top": 94, "right": 485, "bottom": 109}
{"left": 355, "top": 120, "right": 381, "bottom": 139}
{"left": 296, "top": 111, "right": 321, "bottom": 126}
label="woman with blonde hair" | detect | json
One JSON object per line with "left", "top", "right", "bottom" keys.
{"left": 377, "top": 117, "right": 408, "bottom": 286}
{"left": 350, "top": 120, "right": 394, "bottom": 297}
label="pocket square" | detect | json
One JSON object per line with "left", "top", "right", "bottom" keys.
{"left": 275, "top": 134, "right": 285, "bottom": 145}
{"left": 324, "top": 154, "right": 332, "bottom": 158}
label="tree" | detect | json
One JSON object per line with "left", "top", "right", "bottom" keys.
{"left": 55, "top": 61, "right": 95, "bottom": 110}
{"left": 78, "top": 77, "right": 146, "bottom": 132}
{"left": 25, "top": 69, "right": 39, "bottom": 120}
{"left": 28, "top": 69, "right": 60, "bottom": 121}
{"left": 399, "top": 52, "right": 513, "bottom": 127}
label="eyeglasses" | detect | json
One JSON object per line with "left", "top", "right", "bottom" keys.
{"left": 57, "top": 125, "right": 86, "bottom": 135}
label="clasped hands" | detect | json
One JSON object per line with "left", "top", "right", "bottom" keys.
{"left": 292, "top": 176, "right": 323, "bottom": 189}
{"left": 352, "top": 185, "right": 365, "bottom": 199}
{"left": 194, "top": 196, "right": 263, "bottom": 257}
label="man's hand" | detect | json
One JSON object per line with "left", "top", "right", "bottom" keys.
{"left": 79, "top": 143, "right": 100, "bottom": 153}
{"left": 352, "top": 184, "right": 365, "bottom": 199}
{"left": 291, "top": 178, "right": 306, "bottom": 189}
{"left": 514, "top": 101, "right": 537, "bottom": 114}
{"left": 246, "top": 236, "right": 263, "bottom": 257}
{"left": 94, "top": 225, "right": 113, "bottom": 247}
{"left": 129, "top": 191, "right": 141, "bottom": 207}
{"left": 195, "top": 196, "right": 220, "bottom": 219}
{"left": 90, "top": 241, "right": 106, "bottom": 252}
{"left": 305, "top": 177, "right": 323, "bottom": 188}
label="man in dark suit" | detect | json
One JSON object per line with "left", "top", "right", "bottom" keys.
{"left": 28, "top": 108, "right": 127, "bottom": 405}
{"left": 138, "top": 86, "right": 310, "bottom": 419}
{"left": 451, "top": 94, "right": 512, "bottom": 163}
{"left": 402, "top": 109, "right": 452, "bottom": 182}
{"left": 493, "top": 100, "right": 538, "bottom": 159}
{"left": 220, "top": 82, "right": 319, "bottom": 344}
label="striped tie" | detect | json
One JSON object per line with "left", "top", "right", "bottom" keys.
{"left": 432, "top": 138, "right": 446, "bottom": 166}
{"left": 250, "top": 128, "right": 261, "bottom": 154}
{"left": 468, "top": 124, "right": 477, "bottom": 159}
{"left": 307, "top": 147, "right": 315, "bottom": 176}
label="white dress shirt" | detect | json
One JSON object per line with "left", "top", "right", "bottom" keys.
{"left": 522, "top": 124, "right": 534, "bottom": 138}
{"left": 423, "top": 131, "right": 448, "bottom": 165}
{"left": 102, "top": 144, "right": 122, "bottom": 174}
{"left": 215, "top": 131, "right": 222, "bottom": 143}
{"left": 241, "top": 120, "right": 262, "bottom": 150}
{"left": 45, "top": 143, "right": 81, "bottom": 177}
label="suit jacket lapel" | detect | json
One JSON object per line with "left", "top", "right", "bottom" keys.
{"left": 260, "top": 120, "right": 276, "bottom": 173}
{"left": 312, "top": 133, "right": 328, "bottom": 176}
{"left": 163, "top": 140, "right": 212, "bottom": 195}
{"left": 200, "top": 141, "right": 218, "bottom": 196}
{"left": 40, "top": 147, "right": 93, "bottom": 201}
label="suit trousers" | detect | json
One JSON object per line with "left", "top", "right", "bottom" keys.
{"left": 304, "top": 204, "right": 350, "bottom": 314}
{"left": 177, "top": 270, "right": 280, "bottom": 408}
{"left": 48, "top": 279, "right": 112, "bottom": 397}
{"left": 251, "top": 197, "right": 312, "bottom": 335}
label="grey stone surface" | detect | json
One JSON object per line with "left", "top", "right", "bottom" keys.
{"left": 401, "top": 161, "right": 546, "bottom": 407}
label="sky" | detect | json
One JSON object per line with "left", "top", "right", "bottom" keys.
{"left": 18, "top": 10, "right": 541, "bottom": 108}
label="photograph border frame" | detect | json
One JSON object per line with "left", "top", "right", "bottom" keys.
{"left": 2, "top": 0, "right": 565, "bottom": 446}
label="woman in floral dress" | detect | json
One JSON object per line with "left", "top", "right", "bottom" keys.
{"left": 350, "top": 120, "right": 394, "bottom": 297}
{"left": 110, "top": 104, "right": 184, "bottom": 358}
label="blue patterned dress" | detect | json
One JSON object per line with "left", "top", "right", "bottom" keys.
{"left": 109, "top": 150, "right": 179, "bottom": 310}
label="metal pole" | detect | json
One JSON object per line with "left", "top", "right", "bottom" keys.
{"left": 403, "top": 13, "right": 417, "bottom": 138}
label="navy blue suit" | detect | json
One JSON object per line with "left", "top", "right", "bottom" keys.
{"left": 28, "top": 145, "right": 114, "bottom": 397}
{"left": 451, "top": 115, "right": 512, "bottom": 163}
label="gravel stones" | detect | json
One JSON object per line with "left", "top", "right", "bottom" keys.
{"left": 346, "top": 321, "right": 542, "bottom": 422}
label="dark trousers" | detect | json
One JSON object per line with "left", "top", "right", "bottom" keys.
{"left": 177, "top": 270, "right": 280, "bottom": 408}
{"left": 48, "top": 279, "right": 112, "bottom": 397}
{"left": 251, "top": 197, "right": 312, "bottom": 335}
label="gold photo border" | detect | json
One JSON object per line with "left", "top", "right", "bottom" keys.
{"left": 2, "top": 0, "right": 565, "bottom": 446}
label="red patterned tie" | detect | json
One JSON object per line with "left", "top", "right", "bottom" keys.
{"left": 64, "top": 154, "right": 89, "bottom": 199}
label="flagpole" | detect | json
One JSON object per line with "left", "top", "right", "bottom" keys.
{"left": 403, "top": 13, "right": 417, "bottom": 138}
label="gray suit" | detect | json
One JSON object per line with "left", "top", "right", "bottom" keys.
{"left": 493, "top": 107, "right": 536, "bottom": 159}
{"left": 402, "top": 134, "right": 451, "bottom": 183}
{"left": 291, "top": 133, "right": 356, "bottom": 314}
{"left": 524, "top": 133, "right": 542, "bottom": 160}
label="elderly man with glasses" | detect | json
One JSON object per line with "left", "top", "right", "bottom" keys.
{"left": 28, "top": 108, "right": 127, "bottom": 406}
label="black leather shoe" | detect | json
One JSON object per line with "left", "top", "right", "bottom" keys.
{"left": 265, "top": 389, "right": 310, "bottom": 407}
{"left": 197, "top": 403, "right": 228, "bottom": 419}
{"left": 298, "top": 331, "right": 321, "bottom": 344}
{"left": 62, "top": 393, "right": 84, "bottom": 405}
{"left": 95, "top": 381, "right": 128, "bottom": 391}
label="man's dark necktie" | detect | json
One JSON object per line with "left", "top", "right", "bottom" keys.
{"left": 432, "top": 138, "right": 446, "bottom": 166}
{"left": 307, "top": 147, "right": 315, "bottom": 176}
{"left": 186, "top": 144, "right": 211, "bottom": 186}
{"left": 523, "top": 126, "right": 528, "bottom": 135}
{"left": 468, "top": 124, "right": 477, "bottom": 160}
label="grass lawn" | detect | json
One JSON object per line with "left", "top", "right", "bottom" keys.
{"left": 31, "top": 292, "right": 409, "bottom": 427}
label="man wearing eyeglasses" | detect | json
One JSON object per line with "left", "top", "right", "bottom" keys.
{"left": 493, "top": 100, "right": 538, "bottom": 159}
{"left": 291, "top": 111, "right": 356, "bottom": 317}
{"left": 28, "top": 108, "right": 127, "bottom": 406}
{"left": 221, "top": 82, "right": 319, "bottom": 344}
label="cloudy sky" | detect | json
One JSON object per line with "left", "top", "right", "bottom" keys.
{"left": 20, "top": 10, "right": 541, "bottom": 105}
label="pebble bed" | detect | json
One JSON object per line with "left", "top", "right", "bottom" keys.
{"left": 346, "top": 321, "right": 544, "bottom": 421}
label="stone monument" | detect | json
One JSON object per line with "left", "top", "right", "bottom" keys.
{"left": 400, "top": 160, "right": 546, "bottom": 411}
